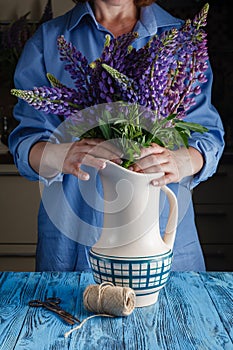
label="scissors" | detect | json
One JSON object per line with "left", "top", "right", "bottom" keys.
{"left": 28, "top": 297, "right": 80, "bottom": 325}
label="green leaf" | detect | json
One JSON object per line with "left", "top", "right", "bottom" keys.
{"left": 175, "top": 120, "right": 208, "bottom": 133}
{"left": 46, "top": 73, "right": 64, "bottom": 88}
{"left": 174, "top": 127, "right": 189, "bottom": 148}
{"left": 99, "top": 120, "right": 112, "bottom": 139}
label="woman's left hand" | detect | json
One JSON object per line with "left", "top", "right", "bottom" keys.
{"left": 129, "top": 143, "right": 204, "bottom": 186}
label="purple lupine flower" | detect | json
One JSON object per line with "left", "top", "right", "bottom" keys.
{"left": 94, "top": 32, "right": 138, "bottom": 73}
{"left": 193, "top": 3, "right": 209, "bottom": 28}
{"left": 11, "top": 86, "right": 80, "bottom": 117}
{"left": 101, "top": 63, "right": 139, "bottom": 104}
{"left": 57, "top": 35, "right": 93, "bottom": 102}
{"left": 157, "top": 5, "right": 209, "bottom": 118}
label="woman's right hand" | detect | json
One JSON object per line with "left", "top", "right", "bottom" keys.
{"left": 29, "top": 139, "right": 122, "bottom": 180}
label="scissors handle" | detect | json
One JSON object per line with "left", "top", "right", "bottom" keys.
{"left": 45, "top": 297, "right": 61, "bottom": 304}
{"left": 28, "top": 299, "right": 44, "bottom": 307}
{"left": 28, "top": 298, "right": 80, "bottom": 325}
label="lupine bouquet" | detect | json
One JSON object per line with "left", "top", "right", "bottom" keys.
{"left": 11, "top": 4, "right": 210, "bottom": 168}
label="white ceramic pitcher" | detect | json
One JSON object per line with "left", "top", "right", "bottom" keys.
{"left": 89, "top": 161, "right": 178, "bottom": 307}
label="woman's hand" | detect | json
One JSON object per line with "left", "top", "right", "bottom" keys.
{"left": 129, "top": 143, "right": 204, "bottom": 186}
{"left": 29, "top": 139, "right": 122, "bottom": 180}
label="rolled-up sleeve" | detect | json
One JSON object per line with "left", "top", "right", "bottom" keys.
{"left": 8, "top": 29, "right": 65, "bottom": 186}
{"left": 11, "top": 118, "right": 64, "bottom": 185}
{"left": 184, "top": 63, "right": 225, "bottom": 189}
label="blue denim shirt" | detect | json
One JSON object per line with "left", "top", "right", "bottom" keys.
{"left": 9, "top": 3, "right": 225, "bottom": 271}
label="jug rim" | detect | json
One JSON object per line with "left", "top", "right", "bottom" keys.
{"left": 102, "top": 160, "right": 164, "bottom": 179}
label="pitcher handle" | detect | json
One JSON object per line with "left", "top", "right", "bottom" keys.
{"left": 161, "top": 185, "right": 178, "bottom": 250}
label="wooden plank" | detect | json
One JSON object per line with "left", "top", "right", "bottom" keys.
{"left": 68, "top": 272, "right": 125, "bottom": 350}
{"left": 0, "top": 271, "right": 41, "bottom": 350}
{"left": 200, "top": 272, "right": 233, "bottom": 342}
{"left": 162, "top": 272, "right": 232, "bottom": 350}
{"left": 13, "top": 272, "right": 82, "bottom": 350}
{"left": 121, "top": 275, "right": 204, "bottom": 350}
{"left": 114, "top": 292, "right": 167, "bottom": 350}
{"left": 68, "top": 272, "right": 233, "bottom": 350}
{"left": 69, "top": 315, "right": 125, "bottom": 350}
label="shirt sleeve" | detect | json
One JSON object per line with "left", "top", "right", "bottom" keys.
{"left": 184, "top": 62, "right": 225, "bottom": 189}
{"left": 8, "top": 27, "right": 65, "bottom": 186}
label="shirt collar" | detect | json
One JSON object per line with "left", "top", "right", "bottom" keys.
{"left": 68, "top": 2, "right": 97, "bottom": 31}
{"left": 137, "top": 4, "right": 182, "bottom": 36}
{"left": 68, "top": 3, "right": 182, "bottom": 36}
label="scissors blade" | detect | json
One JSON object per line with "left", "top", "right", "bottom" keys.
{"left": 43, "top": 300, "right": 80, "bottom": 325}
{"left": 44, "top": 299, "right": 80, "bottom": 322}
{"left": 51, "top": 307, "right": 80, "bottom": 324}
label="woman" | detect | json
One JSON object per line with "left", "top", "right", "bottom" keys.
{"left": 9, "top": 0, "right": 225, "bottom": 271}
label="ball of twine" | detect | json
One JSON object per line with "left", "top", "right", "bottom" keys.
{"left": 83, "top": 282, "right": 136, "bottom": 316}
{"left": 64, "top": 282, "right": 136, "bottom": 338}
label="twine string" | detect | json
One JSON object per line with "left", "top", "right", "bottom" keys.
{"left": 64, "top": 314, "right": 114, "bottom": 338}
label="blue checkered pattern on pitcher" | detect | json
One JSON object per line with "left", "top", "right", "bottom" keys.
{"left": 89, "top": 250, "right": 173, "bottom": 295}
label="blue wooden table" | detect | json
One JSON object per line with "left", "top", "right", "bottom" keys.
{"left": 0, "top": 271, "right": 232, "bottom": 349}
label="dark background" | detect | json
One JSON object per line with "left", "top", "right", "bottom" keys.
{"left": 157, "top": 0, "right": 233, "bottom": 150}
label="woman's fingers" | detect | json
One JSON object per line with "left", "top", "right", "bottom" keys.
{"left": 130, "top": 144, "right": 168, "bottom": 172}
{"left": 130, "top": 144, "right": 180, "bottom": 185}
{"left": 63, "top": 152, "right": 107, "bottom": 180}
{"left": 130, "top": 144, "right": 203, "bottom": 186}
{"left": 62, "top": 138, "right": 122, "bottom": 180}
{"left": 32, "top": 139, "right": 122, "bottom": 180}
{"left": 67, "top": 164, "right": 91, "bottom": 181}
{"left": 76, "top": 139, "right": 122, "bottom": 161}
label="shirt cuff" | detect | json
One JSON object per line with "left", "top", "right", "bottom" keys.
{"left": 188, "top": 136, "right": 224, "bottom": 189}
{"left": 14, "top": 135, "right": 64, "bottom": 186}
